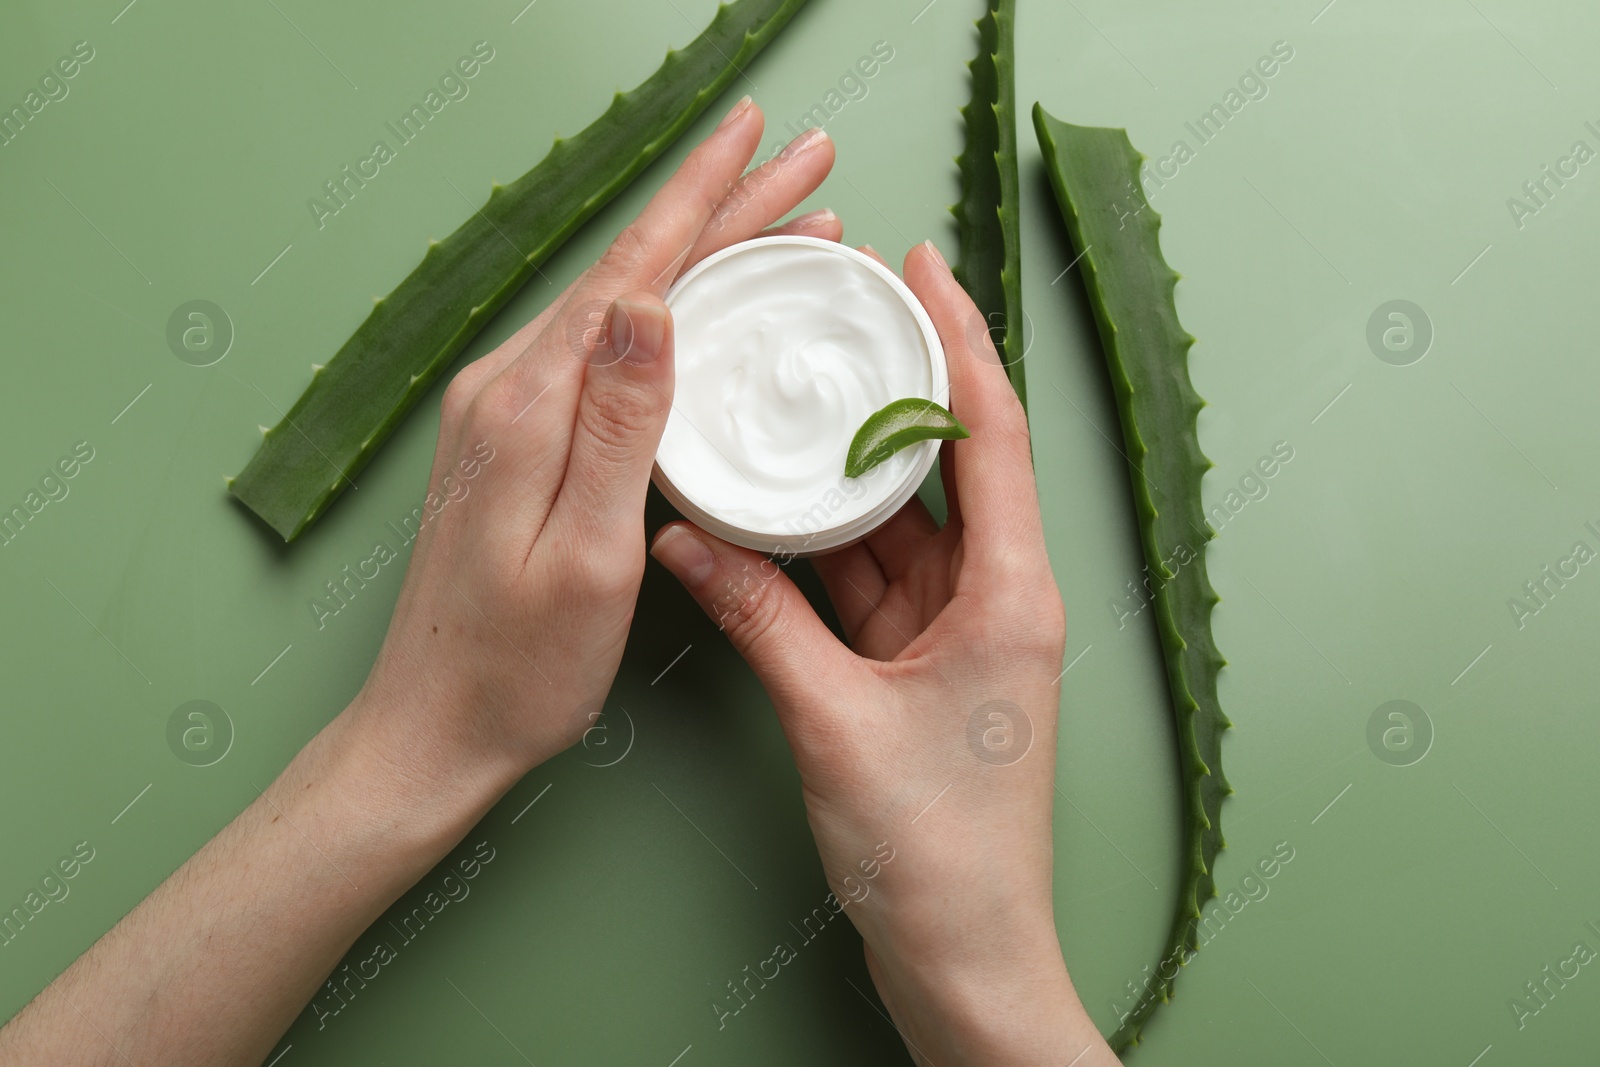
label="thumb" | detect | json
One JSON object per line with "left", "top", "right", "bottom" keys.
{"left": 550, "top": 291, "right": 675, "bottom": 539}
{"left": 650, "top": 522, "right": 858, "bottom": 704}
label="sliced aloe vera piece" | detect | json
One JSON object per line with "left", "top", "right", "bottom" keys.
{"left": 230, "top": 0, "right": 811, "bottom": 541}
{"left": 1034, "top": 105, "right": 1229, "bottom": 1053}
{"left": 845, "top": 398, "right": 968, "bottom": 479}
{"left": 952, "top": 0, "right": 1025, "bottom": 410}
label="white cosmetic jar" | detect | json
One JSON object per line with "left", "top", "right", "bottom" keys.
{"left": 652, "top": 236, "right": 948, "bottom": 557}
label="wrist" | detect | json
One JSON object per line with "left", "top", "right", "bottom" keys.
{"left": 918, "top": 947, "right": 1083, "bottom": 1064}
{"left": 866, "top": 907, "right": 1103, "bottom": 1066}
{"left": 311, "top": 691, "right": 522, "bottom": 866}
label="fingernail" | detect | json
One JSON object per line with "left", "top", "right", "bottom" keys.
{"left": 790, "top": 126, "right": 829, "bottom": 154}
{"left": 923, "top": 240, "right": 949, "bottom": 270}
{"left": 717, "top": 94, "right": 753, "bottom": 130}
{"left": 791, "top": 208, "right": 836, "bottom": 229}
{"left": 607, "top": 297, "right": 669, "bottom": 365}
{"left": 652, "top": 526, "right": 717, "bottom": 588}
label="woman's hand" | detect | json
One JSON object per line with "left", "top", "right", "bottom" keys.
{"left": 0, "top": 100, "right": 855, "bottom": 1067}
{"left": 351, "top": 99, "right": 843, "bottom": 795}
{"left": 650, "top": 242, "right": 1119, "bottom": 1065}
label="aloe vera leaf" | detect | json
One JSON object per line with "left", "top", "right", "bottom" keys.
{"left": 229, "top": 0, "right": 811, "bottom": 541}
{"left": 1033, "top": 105, "right": 1229, "bottom": 1052}
{"left": 951, "top": 0, "right": 1025, "bottom": 410}
{"left": 845, "top": 398, "right": 969, "bottom": 479}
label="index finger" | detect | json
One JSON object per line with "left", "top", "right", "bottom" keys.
{"left": 485, "top": 97, "right": 764, "bottom": 416}
{"left": 455, "top": 113, "right": 837, "bottom": 404}
{"left": 556, "top": 94, "right": 770, "bottom": 346}
{"left": 902, "top": 241, "right": 1045, "bottom": 565}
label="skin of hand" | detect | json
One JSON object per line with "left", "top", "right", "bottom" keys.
{"left": 0, "top": 99, "right": 847, "bottom": 1067}
{"left": 649, "top": 243, "right": 1120, "bottom": 1066}
{"left": 350, "top": 99, "right": 842, "bottom": 797}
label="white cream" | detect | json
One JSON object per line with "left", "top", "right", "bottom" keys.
{"left": 653, "top": 237, "right": 946, "bottom": 555}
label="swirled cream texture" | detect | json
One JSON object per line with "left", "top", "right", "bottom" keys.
{"left": 657, "top": 240, "right": 934, "bottom": 537}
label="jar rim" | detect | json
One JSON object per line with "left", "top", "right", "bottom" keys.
{"left": 650, "top": 236, "right": 948, "bottom": 557}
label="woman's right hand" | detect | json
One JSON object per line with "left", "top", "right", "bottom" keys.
{"left": 650, "top": 240, "right": 1119, "bottom": 1066}
{"left": 348, "top": 99, "right": 841, "bottom": 797}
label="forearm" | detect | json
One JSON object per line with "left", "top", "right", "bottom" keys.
{"left": 0, "top": 695, "right": 514, "bottom": 1067}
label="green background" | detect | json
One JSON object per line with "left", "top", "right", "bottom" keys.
{"left": 1, "top": 0, "right": 1594, "bottom": 1063}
